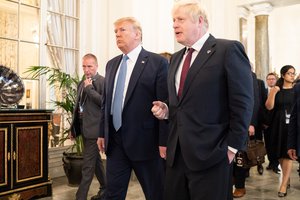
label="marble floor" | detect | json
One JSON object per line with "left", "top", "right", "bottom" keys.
{"left": 40, "top": 161, "right": 300, "bottom": 200}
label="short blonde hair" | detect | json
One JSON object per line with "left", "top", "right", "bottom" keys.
{"left": 172, "top": 0, "right": 209, "bottom": 31}
{"left": 114, "top": 17, "right": 143, "bottom": 41}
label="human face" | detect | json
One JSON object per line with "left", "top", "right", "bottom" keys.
{"left": 172, "top": 7, "right": 202, "bottom": 47}
{"left": 82, "top": 57, "right": 98, "bottom": 79}
{"left": 283, "top": 68, "right": 296, "bottom": 83}
{"left": 114, "top": 21, "right": 140, "bottom": 54}
{"left": 266, "top": 75, "right": 276, "bottom": 88}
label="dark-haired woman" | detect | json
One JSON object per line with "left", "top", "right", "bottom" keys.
{"left": 265, "top": 65, "right": 296, "bottom": 197}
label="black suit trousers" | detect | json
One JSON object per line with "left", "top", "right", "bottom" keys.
{"left": 105, "top": 127, "right": 164, "bottom": 200}
{"left": 264, "top": 128, "right": 279, "bottom": 168}
{"left": 164, "top": 145, "right": 232, "bottom": 200}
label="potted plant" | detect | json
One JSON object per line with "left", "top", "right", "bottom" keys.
{"left": 26, "top": 66, "right": 84, "bottom": 186}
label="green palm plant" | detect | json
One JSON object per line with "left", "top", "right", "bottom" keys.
{"left": 26, "top": 66, "right": 84, "bottom": 155}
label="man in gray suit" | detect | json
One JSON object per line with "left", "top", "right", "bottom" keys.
{"left": 71, "top": 53, "right": 106, "bottom": 200}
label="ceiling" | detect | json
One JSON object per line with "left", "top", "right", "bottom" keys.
{"left": 236, "top": 0, "right": 300, "bottom": 8}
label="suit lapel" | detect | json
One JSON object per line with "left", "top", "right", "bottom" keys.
{"left": 180, "top": 35, "right": 216, "bottom": 101}
{"left": 124, "top": 48, "right": 148, "bottom": 107}
{"left": 107, "top": 55, "right": 123, "bottom": 111}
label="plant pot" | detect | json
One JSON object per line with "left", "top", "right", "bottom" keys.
{"left": 62, "top": 152, "right": 83, "bottom": 187}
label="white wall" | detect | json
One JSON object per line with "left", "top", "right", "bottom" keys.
{"left": 80, "top": 0, "right": 300, "bottom": 77}
{"left": 80, "top": 0, "right": 240, "bottom": 75}
{"left": 80, "top": 0, "right": 174, "bottom": 76}
{"left": 269, "top": 4, "right": 300, "bottom": 74}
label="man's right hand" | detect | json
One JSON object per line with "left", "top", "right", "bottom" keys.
{"left": 287, "top": 149, "right": 298, "bottom": 160}
{"left": 151, "top": 101, "right": 168, "bottom": 120}
{"left": 97, "top": 137, "right": 105, "bottom": 153}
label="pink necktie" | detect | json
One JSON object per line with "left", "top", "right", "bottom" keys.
{"left": 178, "top": 48, "right": 194, "bottom": 97}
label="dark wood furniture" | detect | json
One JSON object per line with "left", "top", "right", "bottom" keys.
{"left": 0, "top": 109, "right": 52, "bottom": 200}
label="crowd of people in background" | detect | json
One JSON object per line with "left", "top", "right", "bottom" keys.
{"left": 232, "top": 65, "right": 300, "bottom": 198}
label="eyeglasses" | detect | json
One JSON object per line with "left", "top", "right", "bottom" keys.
{"left": 286, "top": 72, "right": 296, "bottom": 76}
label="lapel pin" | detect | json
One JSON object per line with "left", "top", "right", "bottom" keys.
{"left": 207, "top": 50, "right": 211, "bottom": 54}
{"left": 141, "top": 61, "right": 145, "bottom": 64}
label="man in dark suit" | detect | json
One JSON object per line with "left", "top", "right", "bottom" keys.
{"left": 264, "top": 73, "right": 280, "bottom": 173}
{"left": 98, "top": 17, "right": 168, "bottom": 200}
{"left": 152, "top": 1, "right": 253, "bottom": 199}
{"left": 70, "top": 54, "right": 106, "bottom": 200}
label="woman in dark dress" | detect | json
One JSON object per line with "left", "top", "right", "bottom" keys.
{"left": 265, "top": 65, "right": 296, "bottom": 197}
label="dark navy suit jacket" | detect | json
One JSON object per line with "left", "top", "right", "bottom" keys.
{"left": 100, "top": 48, "right": 168, "bottom": 161}
{"left": 166, "top": 35, "right": 254, "bottom": 171}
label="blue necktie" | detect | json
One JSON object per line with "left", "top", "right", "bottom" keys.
{"left": 112, "top": 55, "right": 128, "bottom": 131}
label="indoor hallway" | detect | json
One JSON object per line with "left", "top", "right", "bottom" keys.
{"left": 40, "top": 162, "right": 300, "bottom": 200}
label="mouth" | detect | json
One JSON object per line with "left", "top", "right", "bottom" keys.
{"left": 175, "top": 31, "right": 182, "bottom": 37}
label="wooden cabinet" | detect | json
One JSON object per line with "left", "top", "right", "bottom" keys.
{"left": 0, "top": 109, "right": 52, "bottom": 200}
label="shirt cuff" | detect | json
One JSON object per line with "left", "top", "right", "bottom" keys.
{"left": 228, "top": 146, "right": 237, "bottom": 154}
{"left": 162, "top": 102, "right": 169, "bottom": 119}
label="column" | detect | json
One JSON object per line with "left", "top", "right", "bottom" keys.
{"left": 251, "top": 3, "right": 273, "bottom": 80}
{"left": 238, "top": 6, "right": 250, "bottom": 52}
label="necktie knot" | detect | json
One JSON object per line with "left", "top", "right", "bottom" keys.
{"left": 123, "top": 55, "right": 129, "bottom": 62}
{"left": 187, "top": 48, "right": 194, "bottom": 55}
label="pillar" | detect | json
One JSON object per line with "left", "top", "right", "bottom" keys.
{"left": 251, "top": 3, "right": 273, "bottom": 80}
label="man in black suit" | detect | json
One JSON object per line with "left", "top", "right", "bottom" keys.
{"left": 152, "top": 1, "right": 253, "bottom": 199}
{"left": 98, "top": 17, "right": 168, "bottom": 200}
{"left": 264, "top": 73, "right": 280, "bottom": 173}
{"left": 70, "top": 54, "right": 106, "bottom": 200}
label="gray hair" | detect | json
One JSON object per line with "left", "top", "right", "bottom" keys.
{"left": 172, "top": 0, "right": 209, "bottom": 31}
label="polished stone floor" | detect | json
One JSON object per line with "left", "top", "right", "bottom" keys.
{"left": 40, "top": 161, "right": 300, "bottom": 200}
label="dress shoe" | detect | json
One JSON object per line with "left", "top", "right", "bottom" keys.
{"left": 257, "top": 164, "right": 264, "bottom": 175}
{"left": 233, "top": 188, "right": 246, "bottom": 198}
{"left": 91, "top": 188, "right": 106, "bottom": 200}
{"left": 272, "top": 167, "right": 280, "bottom": 174}
{"left": 266, "top": 164, "right": 272, "bottom": 170}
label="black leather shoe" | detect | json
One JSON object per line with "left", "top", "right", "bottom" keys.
{"left": 266, "top": 164, "right": 272, "bottom": 170}
{"left": 257, "top": 164, "right": 264, "bottom": 175}
{"left": 273, "top": 167, "right": 281, "bottom": 174}
{"left": 91, "top": 189, "right": 106, "bottom": 200}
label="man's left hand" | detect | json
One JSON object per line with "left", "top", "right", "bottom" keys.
{"left": 159, "top": 146, "right": 167, "bottom": 159}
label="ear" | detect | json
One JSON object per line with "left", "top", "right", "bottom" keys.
{"left": 198, "top": 15, "right": 204, "bottom": 25}
{"left": 134, "top": 30, "right": 142, "bottom": 40}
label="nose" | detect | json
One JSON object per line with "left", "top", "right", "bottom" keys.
{"left": 115, "top": 30, "right": 121, "bottom": 37}
{"left": 173, "top": 19, "right": 178, "bottom": 28}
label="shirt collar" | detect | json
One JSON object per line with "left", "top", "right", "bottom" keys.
{"left": 187, "top": 32, "right": 210, "bottom": 53}
{"left": 124, "top": 44, "right": 142, "bottom": 63}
